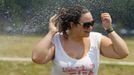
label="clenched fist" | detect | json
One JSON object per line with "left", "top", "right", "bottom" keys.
{"left": 101, "top": 13, "right": 112, "bottom": 30}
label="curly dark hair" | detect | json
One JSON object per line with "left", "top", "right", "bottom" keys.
{"left": 57, "top": 5, "right": 89, "bottom": 39}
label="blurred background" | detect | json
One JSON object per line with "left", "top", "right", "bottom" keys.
{"left": 0, "top": 0, "right": 134, "bottom": 35}
{"left": 0, "top": 0, "right": 134, "bottom": 75}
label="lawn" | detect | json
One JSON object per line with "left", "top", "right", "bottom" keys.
{"left": 0, "top": 61, "right": 51, "bottom": 75}
{"left": 0, "top": 34, "right": 134, "bottom": 75}
{"left": 0, "top": 34, "right": 42, "bottom": 57}
{"left": 0, "top": 61, "right": 134, "bottom": 75}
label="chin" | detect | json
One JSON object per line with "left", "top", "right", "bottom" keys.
{"left": 84, "top": 34, "right": 90, "bottom": 37}
{"left": 81, "top": 32, "right": 90, "bottom": 37}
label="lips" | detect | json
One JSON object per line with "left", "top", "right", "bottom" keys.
{"left": 84, "top": 31, "right": 90, "bottom": 33}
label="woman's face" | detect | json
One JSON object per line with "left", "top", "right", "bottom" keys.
{"left": 71, "top": 12, "right": 94, "bottom": 37}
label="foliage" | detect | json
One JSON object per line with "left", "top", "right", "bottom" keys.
{"left": 0, "top": 0, "right": 134, "bottom": 34}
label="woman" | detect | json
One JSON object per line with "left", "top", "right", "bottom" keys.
{"left": 32, "top": 5, "right": 129, "bottom": 75}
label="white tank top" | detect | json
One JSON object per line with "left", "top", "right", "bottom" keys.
{"left": 52, "top": 32, "right": 102, "bottom": 75}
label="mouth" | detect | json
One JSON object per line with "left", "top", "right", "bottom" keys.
{"left": 84, "top": 31, "right": 90, "bottom": 33}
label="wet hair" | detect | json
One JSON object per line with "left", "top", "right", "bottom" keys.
{"left": 57, "top": 4, "right": 89, "bottom": 39}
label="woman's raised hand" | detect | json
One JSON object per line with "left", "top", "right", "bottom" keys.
{"left": 49, "top": 14, "right": 59, "bottom": 33}
{"left": 101, "top": 13, "right": 112, "bottom": 30}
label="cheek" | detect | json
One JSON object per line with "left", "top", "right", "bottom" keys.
{"left": 75, "top": 28, "right": 84, "bottom": 35}
{"left": 77, "top": 29, "right": 83, "bottom": 33}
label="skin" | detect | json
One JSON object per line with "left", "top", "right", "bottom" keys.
{"left": 32, "top": 12, "right": 129, "bottom": 64}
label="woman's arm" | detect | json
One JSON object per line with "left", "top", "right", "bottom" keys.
{"left": 32, "top": 15, "right": 58, "bottom": 64}
{"left": 100, "top": 13, "right": 129, "bottom": 59}
{"left": 32, "top": 31, "right": 55, "bottom": 64}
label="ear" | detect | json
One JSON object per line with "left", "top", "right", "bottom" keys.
{"left": 70, "top": 22, "right": 73, "bottom": 28}
{"left": 69, "top": 22, "right": 77, "bottom": 30}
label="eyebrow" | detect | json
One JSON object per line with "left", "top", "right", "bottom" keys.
{"left": 80, "top": 20, "right": 94, "bottom": 23}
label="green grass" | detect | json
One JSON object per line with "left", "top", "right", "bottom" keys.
{"left": 0, "top": 35, "right": 42, "bottom": 57}
{"left": 0, "top": 34, "right": 134, "bottom": 75}
{"left": 99, "top": 64, "right": 134, "bottom": 75}
{"left": 0, "top": 61, "right": 134, "bottom": 75}
{"left": 0, "top": 61, "right": 51, "bottom": 75}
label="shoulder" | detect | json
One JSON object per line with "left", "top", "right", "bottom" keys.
{"left": 52, "top": 32, "right": 61, "bottom": 44}
{"left": 90, "top": 32, "right": 102, "bottom": 46}
{"left": 90, "top": 32, "right": 102, "bottom": 37}
{"left": 53, "top": 32, "right": 61, "bottom": 38}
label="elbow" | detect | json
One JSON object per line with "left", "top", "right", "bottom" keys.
{"left": 32, "top": 55, "right": 44, "bottom": 64}
{"left": 118, "top": 54, "right": 128, "bottom": 59}
{"left": 122, "top": 48, "right": 129, "bottom": 58}
{"left": 32, "top": 52, "right": 48, "bottom": 64}
{"left": 118, "top": 49, "right": 129, "bottom": 59}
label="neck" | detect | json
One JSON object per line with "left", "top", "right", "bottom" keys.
{"left": 68, "top": 32, "right": 83, "bottom": 43}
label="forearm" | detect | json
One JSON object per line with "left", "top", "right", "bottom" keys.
{"left": 108, "top": 31, "right": 129, "bottom": 57}
{"left": 32, "top": 31, "right": 56, "bottom": 63}
{"left": 35, "top": 31, "right": 55, "bottom": 51}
